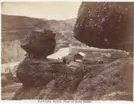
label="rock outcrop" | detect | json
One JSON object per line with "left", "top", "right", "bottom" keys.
{"left": 13, "top": 54, "right": 133, "bottom": 100}
{"left": 16, "top": 57, "right": 73, "bottom": 87}
{"left": 74, "top": 2, "right": 133, "bottom": 52}
{"left": 21, "top": 30, "right": 56, "bottom": 59}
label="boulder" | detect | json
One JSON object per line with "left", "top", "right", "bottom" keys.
{"left": 74, "top": 2, "right": 133, "bottom": 52}
{"left": 21, "top": 29, "right": 56, "bottom": 59}
{"left": 16, "top": 57, "right": 73, "bottom": 87}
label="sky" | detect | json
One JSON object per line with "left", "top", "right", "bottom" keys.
{"left": 2, "top": 2, "right": 81, "bottom": 20}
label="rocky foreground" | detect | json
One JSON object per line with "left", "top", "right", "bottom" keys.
{"left": 13, "top": 51, "right": 133, "bottom": 100}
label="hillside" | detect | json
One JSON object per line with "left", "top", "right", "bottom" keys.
{"left": 64, "top": 18, "right": 76, "bottom": 28}
{"left": 2, "top": 14, "right": 75, "bottom": 41}
{"left": 2, "top": 14, "right": 77, "bottom": 63}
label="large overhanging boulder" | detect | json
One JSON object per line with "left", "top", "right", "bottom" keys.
{"left": 74, "top": 2, "right": 133, "bottom": 52}
{"left": 21, "top": 29, "right": 56, "bottom": 59}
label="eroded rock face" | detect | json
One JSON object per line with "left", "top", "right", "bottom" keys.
{"left": 74, "top": 2, "right": 133, "bottom": 52}
{"left": 21, "top": 30, "right": 56, "bottom": 59}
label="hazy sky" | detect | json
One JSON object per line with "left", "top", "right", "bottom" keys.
{"left": 2, "top": 2, "right": 81, "bottom": 20}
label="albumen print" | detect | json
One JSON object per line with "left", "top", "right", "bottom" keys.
{"left": 1, "top": 1, "right": 133, "bottom": 100}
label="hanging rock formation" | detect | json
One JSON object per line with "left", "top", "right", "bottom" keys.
{"left": 74, "top": 2, "right": 133, "bottom": 52}
{"left": 21, "top": 30, "right": 56, "bottom": 59}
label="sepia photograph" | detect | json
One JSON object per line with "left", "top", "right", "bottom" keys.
{"left": 1, "top": 1, "right": 133, "bottom": 101}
